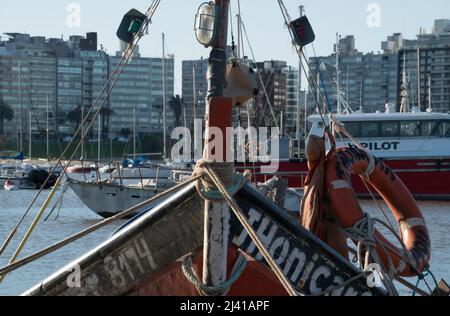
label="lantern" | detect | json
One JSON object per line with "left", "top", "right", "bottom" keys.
{"left": 194, "top": 2, "right": 221, "bottom": 47}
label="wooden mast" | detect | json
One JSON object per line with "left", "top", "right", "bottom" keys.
{"left": 202, "top": 0, "right": 232, "bottom": 290}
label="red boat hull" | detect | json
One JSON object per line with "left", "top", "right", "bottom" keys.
{"left": 237, "top": 157, "right": 450, "bottom": 200}
{"left": 129, "top": 246, "right": 288, "bottom": 296}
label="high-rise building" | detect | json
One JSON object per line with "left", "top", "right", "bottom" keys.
{"left": 309, "top": 35, "right": 400, "bottom": 114}
{"left": 398, "top": 20, "right": 450, "bottom": 113}
{"left": 0, "top": 32, "right": 175, "bottom": 146}
{"left": 181, "top": 58, "right": 208, "bottom": 129}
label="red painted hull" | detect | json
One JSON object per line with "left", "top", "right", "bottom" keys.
{"left": 237, "top": 157, "right": 450, "bottom": 200}
{"left": 129, "top": 246, "right": 288, "bottom": 296}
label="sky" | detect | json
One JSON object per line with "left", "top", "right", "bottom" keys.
{"left": 0, "top": 0, "right": 449, "bottom": 93}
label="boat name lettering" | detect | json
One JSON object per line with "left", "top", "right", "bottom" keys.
{"left": 349, "top": 141, "right": 400, "bottom": 151}
{"left": 232, "top": 208, "right": 372, "bottom": 296}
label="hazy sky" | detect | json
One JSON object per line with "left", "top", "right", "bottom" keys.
{"left": 0, "top": 0, "right": 448, "bottom": 92}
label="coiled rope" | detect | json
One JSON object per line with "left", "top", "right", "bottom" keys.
{"left": 193, "top": 162, "right": 300, "bottom": 296}
{"left": 343, "top": 214, "right": 399, "bottom": 296}
{"left": 182, "top": 252, "right": 248, "bottom": 296}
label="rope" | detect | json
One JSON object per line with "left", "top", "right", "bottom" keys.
{"left": 0, "top": 0, "right": 163, "bottom": 264}
{"left": 343, "top": 214, "right": 399, "bottom": 296}
{"left": 200, "top": 165, "right": 300, "bottom": 296}
{"left": 182, "top": 252, "right": 248, "bottom": 296}
{"left": 0, "top": 175, "right": 200, "bottom": 278}
{"left": 193, "top": 160, "right": 246, "bottom": 201}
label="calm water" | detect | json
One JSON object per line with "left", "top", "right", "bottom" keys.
{"left": 0, "top": 186, "right": 449, "bottom": 296}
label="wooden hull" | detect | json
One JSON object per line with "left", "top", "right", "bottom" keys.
{"left": 24, "top": 184, "right": 386, "bottom": 296}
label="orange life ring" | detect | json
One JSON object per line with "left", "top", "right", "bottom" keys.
{"left": 325, "top": 147, "right": 431, "bottom": 277}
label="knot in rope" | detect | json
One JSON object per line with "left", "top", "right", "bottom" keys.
{"left": 193, "top": 160, "right": 247, "bottom": 201}
{"left": 344, "top": 213, "right": 399, "bottom": 296}
{"left": 182, "top": 253, "right": 248, "bottom": 296}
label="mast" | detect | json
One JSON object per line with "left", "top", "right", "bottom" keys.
{"left": 81, "top": 106, "right": 84, "bottom": 160}
{"left": 296, "top": 4, "right": 304, "bottom": 141}
{"left": 202, "top": 0, "right": 231, "bottom": 288}
{"left": 98, "top": 114, "right": 101, "bottom": 162}
{"left": 46, "top": 94, "right": 49, "bottom": 159}
{"left": 133, "top": 106, "right": 136, "bottom": 160}
{"left": 428, "top": 74, "right": 432, "bottom": 112}
{"left": 417, "top": 47, "right": 421, "bottom": 110}
{"left": 19, "top": 63, "right": 23, "bottom": 153}
{"left": 28, "top": 110, "right": 32, "bottom": 160}
{"left": 336, "top": 33, "right": 341, "bottom": 114}
{"left": 162, "top": 32, "right": 167, "bottom": 159}
{"left": 192, "top": 64, "right": 197, "bottom": 126}
{"left": 304, "top": 90, "right": 308, "bottom": 138}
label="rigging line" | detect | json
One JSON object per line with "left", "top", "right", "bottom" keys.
{"left": 237, "top": 0, "right": 244, "bottom": 58}
{"left": 239, "top": 19, "right": 279, "bottom": 131}
{"left": 276, "top": 0, "right": 329, "bottom": 130}
{"left": 0, "top": 0, "right": 162, "bottom": 259}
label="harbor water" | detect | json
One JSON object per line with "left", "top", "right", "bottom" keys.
{"left": 0, "top": 186, "right": 449, "bottom": 296}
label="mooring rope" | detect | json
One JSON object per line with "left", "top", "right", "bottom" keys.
{"left": 197, "top": 163, "right": 300, "bottom": 296}
{"left": 182, "top": 252, "right": 248, "bottom": 296}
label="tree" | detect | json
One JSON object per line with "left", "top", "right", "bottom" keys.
{"left": 120, "top": 128, "right": 131, "bottom": 138}
{"left": 0, "top": 99, "right": 14, "bottom": 135}
{"left": 68, "top": 105, "right": 82, "bottom": 128}
{"left": 169, "top": 95, "right": 184, "bottom": 127}
{"left": 99, "top": 106, "right": 114, "bottom": 139}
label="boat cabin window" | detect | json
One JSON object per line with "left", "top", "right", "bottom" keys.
{"left": 400, "top": 121, "right": 421, "bottom": 137}
{"left": 360, "top": 122, "right": 379, "bottom": 137}
{"left": 342, "top": 122, "right": 360, "bottom": 137}
{"left": 421, "top": 120, "right": 442, "bottom": 137}
{"left": 381, "top": 121, "right": 400, "bottom": 137}
{"left": 445, "top": 121, "right": 450, "bottom": 137}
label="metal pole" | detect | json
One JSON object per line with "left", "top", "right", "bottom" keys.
{"left": 304, "top": 90, "right": 308, "bottom": 138}
{"left": 81, "top": 106, "right": 84, "bottom": 160}
{"left": 133, "top": 107, "right": 136, "bottom": 160}
{"left": 19, "top": 63, "right": 23, "bottom": 153}
{"left": 336, "top": 33, "right": 341, "bottom": 114}
{"left": 417, "top": 48, "right": 421, "bottom": 110}
{"left": 98, "top": 114, "right": 101, "bottom": 162}
{"left": 46, "top": 94, "right": 49, "bottom": 159}
{"left": 202, "top": 0, "right": 231, "bottom": 290}
{"left": 296, "top": 5, "right": 304, "bottom": 141}
{"left": 193, "top": 64, "right": 197, "bottom": 127}
{"left": 162, "top": 33, "right": 167, "bottom": 159}
{"left": 28, "top": 110, "right": 32, "bottom": 160}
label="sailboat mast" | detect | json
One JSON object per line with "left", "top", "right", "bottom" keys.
{"left": 192, "top": 64, "right": 197, "bottom": 125}
{"left": 28, "top": 110, "right": 32, "bottom": 160}
{"left": 336, "top": 33, "right": 341, "bottom": 114}
{"left": 296, "top": 5, "right": 304, "bottom": 141}
{"left": 428, "top": 74, "right": 432, "bottom": 111}
{"left": 417, "top": 48, "right": 421, "bottom": 109}
{"left": 81, "top": 106, "right": 84, "bottom": 160}
{"left": 19, "top": 63, "right": 23, "bottom": 152}
{"left": 98, "top": 114, "right": 101, "bottom": 162}
{"left": 46, "top": 94, "right": 49, "bottom": 159}
{"left": 133, "top": 106, "right": 136, "bottom": 160}
{"left": 162, "top": 32, "right": 167, "bottom": 159}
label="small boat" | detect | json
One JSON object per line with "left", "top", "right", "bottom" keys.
{"left": 0, "top": 151, "right": 24, "bottom": 160}
{"left": 3, "top": 179, "right": 17, "bottom": 191}
{"left": 66, "top": 165, "right": 97, "bottom": 174}
{"left": 67, "top": 176, "right": 178, "bottom": 218}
